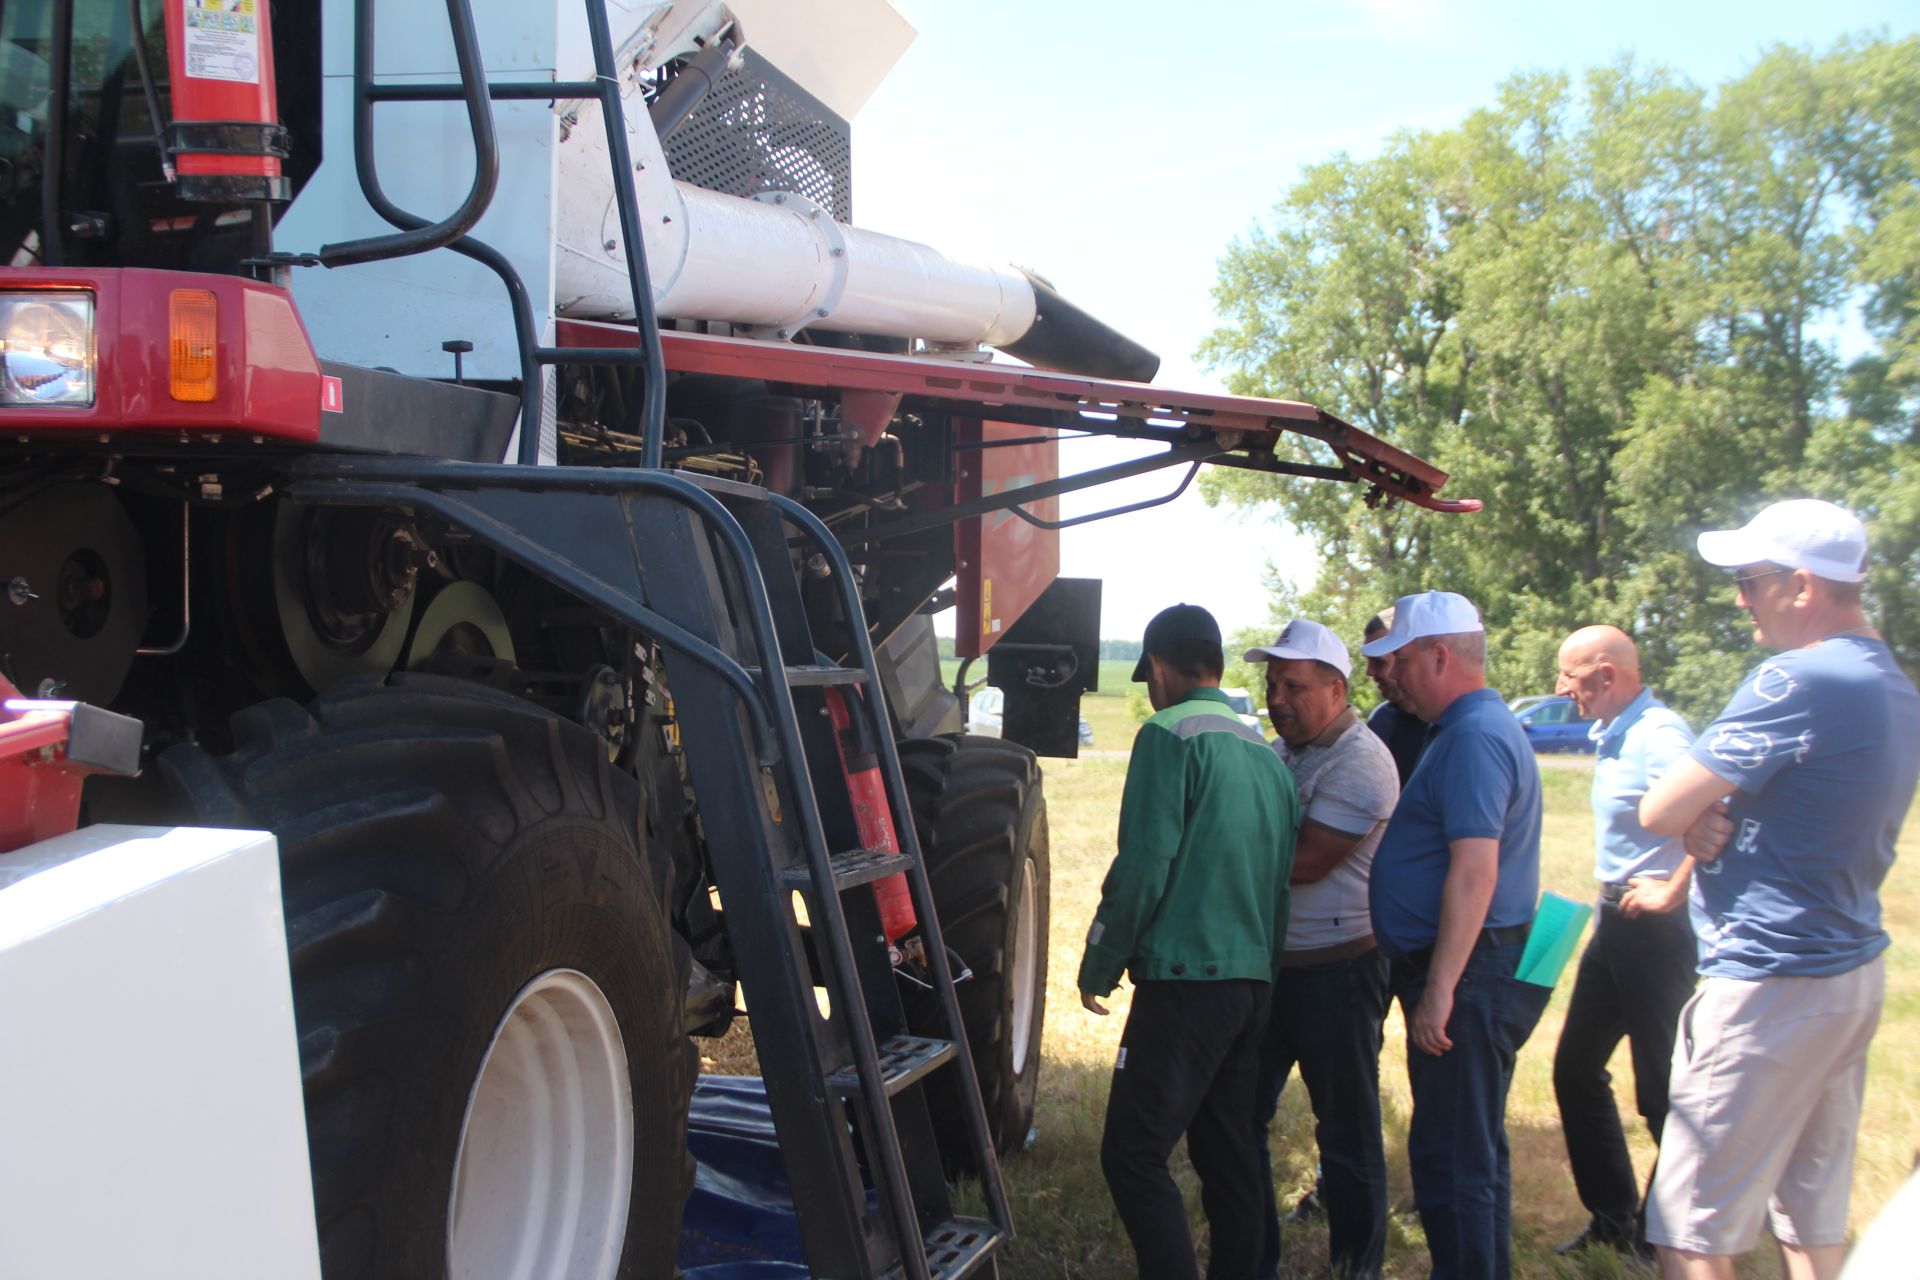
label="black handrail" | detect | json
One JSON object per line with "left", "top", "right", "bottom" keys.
{"left": 41, "top": 0, "right": 75, "bottom": 267}
{"left": 316, "top": 0, "right": 670, "bottom": 467}
{"left": 321, "top": 0, "right": 499, "bottom": 269}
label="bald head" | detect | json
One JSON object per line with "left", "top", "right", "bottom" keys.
{"left": 1555, "top": 625, "right": 1644, "bottom": 723}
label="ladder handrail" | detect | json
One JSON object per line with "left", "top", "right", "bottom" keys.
{"left": 769, "top": 491, "right": 1015, "bottom": 1237}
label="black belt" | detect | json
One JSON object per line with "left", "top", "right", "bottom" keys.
{"left": 1398, "top": 923, "right": 1531, "bottom": 972}
{"left": 1599, "top": 882, "right": 1629, "bottom": 904}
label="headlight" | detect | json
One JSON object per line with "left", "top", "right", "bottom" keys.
{"left": 0, "top": 292, "right": 95, "bottom": 407}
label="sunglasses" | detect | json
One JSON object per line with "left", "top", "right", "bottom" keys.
{"left": 1731, "top": 567, "right": 1792, "bottom": 591}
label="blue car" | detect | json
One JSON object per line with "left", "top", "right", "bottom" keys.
{"left": 1514, "top": 695, "right": 1598, "bottom": 753}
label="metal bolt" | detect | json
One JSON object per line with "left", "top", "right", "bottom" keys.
{"left": 816, "top": 307, "right": 829, "bottom": 318}
{"left": 773, "top": 193, "right": 786, "bottom": 203}
{"left": 830, "top": 247, "right": 845, "bottom": 257}
{"left": 7, "top": 577, "right": 36, "bottom": 605}
{"left": 775, "top": 329, "right": 789, "bottom": 340}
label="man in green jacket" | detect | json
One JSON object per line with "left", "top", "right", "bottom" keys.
{"left": 1080, "top": 603, "right": 1300, "bottom": 1280}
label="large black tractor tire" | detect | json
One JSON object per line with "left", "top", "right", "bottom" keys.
{"left": 897, "top": 734, "right": 1049, "bottom": 1179}
{"left": 159, "top": 674, "right": 695, "bottom": 1280}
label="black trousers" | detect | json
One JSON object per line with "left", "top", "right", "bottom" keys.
{"left": 1551, "top": 895, "right": 1697, "bottom": 1236}
{"left": 1102, "top": 978, "right": 1271, "bottom": 1280}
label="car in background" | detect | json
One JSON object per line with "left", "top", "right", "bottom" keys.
{"left": 1508, "top": 693, "right": 1554, "bottom": 716}
{"left": 1514, "top": 695, "right": 1598, "bottom": 753}
{"left": 968, "top": 686, "right": 1095, "bottom": 746}
{"left": 1219, "top": 687, "right": 1265, "bottom": 731}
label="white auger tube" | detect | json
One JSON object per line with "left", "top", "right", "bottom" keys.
{"left": 551, "top": 49, "right": 1158, "bottom": 382}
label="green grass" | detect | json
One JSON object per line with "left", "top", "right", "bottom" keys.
{"left": 960, "top": 751, "right": 1919, "bottom": 1278}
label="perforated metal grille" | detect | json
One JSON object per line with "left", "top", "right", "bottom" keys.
{"left": 659, "top": 49, "right": 853, "bottom": 223}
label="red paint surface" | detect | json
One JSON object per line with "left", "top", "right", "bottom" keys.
{"left": 0, "top": 675, "right": 84, "bottom": 854}
{"left": 0, "top": 268, "right": 322, "bottom": 440}
{"left": 955, "top": 419, "right": 1061, "bottom": 659}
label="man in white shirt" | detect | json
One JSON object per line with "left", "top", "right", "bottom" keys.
{"left": 1246, "top": 619, "right": 1401, "bottom": 1280}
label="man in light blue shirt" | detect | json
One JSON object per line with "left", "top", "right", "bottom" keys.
{"left": 1640, "top": 499, "right": 1918, "bottom": 1280}
{"left": 1548, "top": 626, "right": 1695, "bottom": 1263}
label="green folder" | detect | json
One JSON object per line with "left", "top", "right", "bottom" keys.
{"left": 1516, "top": 891, "right": 1592, "bottom": 988}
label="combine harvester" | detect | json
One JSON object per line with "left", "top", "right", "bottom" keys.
{"left": 0, "top": 1, "right": 1472, "bottom": 1275}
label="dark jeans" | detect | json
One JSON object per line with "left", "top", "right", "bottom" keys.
{"left": 1102, "top": 978, "right": 1271, "bottom": 1280}
{"left": 1391, "top": 941, "right": 1551, "bottom": 1280}
{"left": 1253, "top": 947, "right": 1391, "bottom": 1279}
{"left": 1552, "top": 895, "right": 1697, "bottom": 1236}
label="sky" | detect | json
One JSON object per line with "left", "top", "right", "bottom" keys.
{"left": 848, "top": 0, "right": 1918, "bottom": 643}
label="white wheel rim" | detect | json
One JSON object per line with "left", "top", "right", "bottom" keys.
{"left": 447, "top": 969, "right": 633, "bottom": 1280}
{"left": 1010, "top": 856, "right": 1040, "bottom": 1076}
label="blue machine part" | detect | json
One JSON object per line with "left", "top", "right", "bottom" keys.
{"left": 678, "top": 1076, "right": 833, "bottom": 1277}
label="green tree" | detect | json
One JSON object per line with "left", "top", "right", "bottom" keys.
{"left": 1203, "top": 35, "right": 1920, "bottom": 727}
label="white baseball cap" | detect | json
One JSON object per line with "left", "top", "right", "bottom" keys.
{"left": 1359, "top": 591, "right": 1483, "bottom": 657}
{"left": 1242, "top": 618, "right": 1352, "bottom": 679}
{"left": 1696, "top": 499, "right": 1869, "bottom": 584}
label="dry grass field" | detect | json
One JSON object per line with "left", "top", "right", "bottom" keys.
{"left": 703, "top": 684, "right": 1920, "bottom": 1278}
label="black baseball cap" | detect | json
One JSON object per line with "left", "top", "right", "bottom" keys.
{"left": 1132, "top": 603, "right": 1223, "bottom": 682}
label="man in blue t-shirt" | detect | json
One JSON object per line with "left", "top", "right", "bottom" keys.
{"left": 1640, "top": 499, "right": 1919, "bottom": 1280}
{"left": 1363, "top": 591, "right": 1551, "bottom": 1280}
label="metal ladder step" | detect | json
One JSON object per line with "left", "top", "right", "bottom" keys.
{"left": 753, "top": 663, "right": 869, "bottom": 687}
{"left": 779, "top": 847, "right": 914, "bottom": 891}
{"left": 884, "top": 1218, "right": 1004, "bottom": 1280}
{"left": 827, "top": 1034, "right": 956, "bottom": 1098}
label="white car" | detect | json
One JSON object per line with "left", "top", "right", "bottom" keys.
{"left": 968, "top": 686, "right": 1094, "bottom": 746}
{"left": 1219, "top": 687, "right": 1265, "bottom": 731}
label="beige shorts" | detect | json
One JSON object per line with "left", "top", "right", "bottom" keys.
{"left": 1646, "top": 955, "right": 1884, "bottom": 1255}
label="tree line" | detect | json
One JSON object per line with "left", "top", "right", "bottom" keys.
{"left": 1200, "top": 35, "right": 1919, "bottom": 726}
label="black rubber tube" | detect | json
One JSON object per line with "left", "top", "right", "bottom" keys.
{"left": 1000, "top": 269, "right": 1160, "bottom": 383}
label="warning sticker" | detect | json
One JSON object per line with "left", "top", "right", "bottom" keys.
{"left": 183, "top": 0, "right": 260, "bottom": 85}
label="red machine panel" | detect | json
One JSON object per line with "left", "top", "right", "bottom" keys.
{"left": 955, "top": 419, "right": 1059, "bottom": 659}
{"left": 0, "top": 268, "right": 323, "bottom": 441}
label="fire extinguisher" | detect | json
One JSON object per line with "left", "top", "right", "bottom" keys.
{"left": 825, "top": 688, "right": 920, "bottom": 953}
{"left": 160, "top": 0, "right": 291, "bottom": 203}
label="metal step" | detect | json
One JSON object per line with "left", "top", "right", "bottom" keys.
{"left": 885, "top": 1218, "right": 1004, "bottom": 1280}
{"left": 827, "top": 1034, "right": 956, "bottom": 1098}
{"left": 779, "top": 847, "right": 914, "bottom": 891}
{"left": 753, "top": 663, "right": 869, "bottom": 687}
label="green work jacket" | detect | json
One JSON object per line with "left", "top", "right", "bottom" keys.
{"left": 1077, "top": 686, "right": 1298, "bottom": 995}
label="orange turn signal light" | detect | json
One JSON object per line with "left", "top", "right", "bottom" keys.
{"left": 168, "top": 289, "right": 217, "bottom": 402}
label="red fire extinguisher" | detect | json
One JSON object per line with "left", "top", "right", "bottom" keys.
{"left": 160, "top": 0, "right": 291, "bottom": 202}
{"left": 825, "top": 688, "right": 920, "bottom": 949}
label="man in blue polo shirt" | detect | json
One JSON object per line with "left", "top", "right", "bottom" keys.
{"left": 1363, "top": 591, "right": 1550, "bottom": 1280}
{"left": 1639, "top": 500, "right": 1918, "bottom": 1280}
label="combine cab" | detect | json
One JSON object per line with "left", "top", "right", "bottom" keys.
{"left": 0, "top": 2, "right": 1470, "bottom": 1277}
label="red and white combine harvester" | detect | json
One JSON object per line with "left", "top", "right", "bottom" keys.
{"left": 0, "top": 1, "right": 1470, "bottom": 1276}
